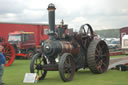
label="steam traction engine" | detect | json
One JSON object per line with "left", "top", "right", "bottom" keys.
{"left": 30, "top": 3, "right": 109, "bottom": 82}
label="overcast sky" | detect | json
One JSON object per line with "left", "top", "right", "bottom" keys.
{"left": 0, "top": 0, "right": 128, "bottom": 31}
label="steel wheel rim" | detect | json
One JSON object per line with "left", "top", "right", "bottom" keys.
{"left": 95, "top": 41, "right": 109, "bottom": 72}
{"left": 63, "top": 55, "right": 75, "bottom": 80}
{"left": 33, "top": 55, "right": 46, "bottom": 80}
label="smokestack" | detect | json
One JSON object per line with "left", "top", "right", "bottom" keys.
{"left": 47, "top": 3, "right": 56, "bottom": 40}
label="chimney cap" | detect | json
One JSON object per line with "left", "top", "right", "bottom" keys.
{"left": 47, "top": 3, "right": 56, "bottom": 10}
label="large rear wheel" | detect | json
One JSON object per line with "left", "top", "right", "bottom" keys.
{"left": 30, "top": 53, "right": 47, "bottom": 80}
{"left": 59, "top": 53, "right": 75, "bottom": 82}
{"left": 87, "top": 40, "right": 109, "bottom": 74}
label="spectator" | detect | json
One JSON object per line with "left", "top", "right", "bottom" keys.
{"left": 0, "top": 45, "right": 6, "bottom": 85}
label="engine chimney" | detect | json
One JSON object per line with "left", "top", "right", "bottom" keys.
{"left": 47, "top": 3, "right": 56, "bottom": 40}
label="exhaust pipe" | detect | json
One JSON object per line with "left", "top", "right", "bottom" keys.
{"left": 47, "top": 3, "right": 56, "bottom": 40}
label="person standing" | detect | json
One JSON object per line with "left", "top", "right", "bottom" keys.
{"left": 0, "top": 45, "right": 6, "bottom": 85}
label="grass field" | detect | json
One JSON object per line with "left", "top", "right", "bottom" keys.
{"left": 110, "top": 55, "right": 127, "bottom": 58}
{"left": 3, "top": 59, "right": 128, "bottom": 85}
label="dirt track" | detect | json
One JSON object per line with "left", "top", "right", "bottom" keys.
{"left": 108, "top": 56, "right": 128, "bottom": 69}
{"left": 110, "top": 56, "right": 128, "bottom": 65}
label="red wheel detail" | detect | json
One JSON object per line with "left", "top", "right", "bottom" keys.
{"left": 1, "top": 43, "right": 15, "bottom": 67}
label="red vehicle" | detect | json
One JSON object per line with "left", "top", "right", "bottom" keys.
{"left": 0, "top": 22, "right": 49, "bottom": 42}
{"left": 0, "top": 22, "right": 49, "bottom": 58}
{"left": 8, "top": 31, "right": 37, "bottom": 58}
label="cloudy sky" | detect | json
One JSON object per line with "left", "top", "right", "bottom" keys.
{"left": 0, "top": 0, "right": 128, "bottom": 31}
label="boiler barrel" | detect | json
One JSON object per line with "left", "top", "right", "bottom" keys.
{"left": 60, "top": 41, "right": 80, "bottom": 55}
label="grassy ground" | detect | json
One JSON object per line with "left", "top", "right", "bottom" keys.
{"left": 110, "top": 55, "right": 127, "bottom": 58}
{"left": 3, "top": 60, "right": 128, "bottom": 85}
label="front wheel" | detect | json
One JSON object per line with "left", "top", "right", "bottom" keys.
{"left": 30, "top": 53, "right": 47, "bottom": 80}
{"left": 59, "top": 53, "right": 75, "bottom": 82}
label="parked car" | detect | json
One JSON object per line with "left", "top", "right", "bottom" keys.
{"left": 108, "top": 40, "right": 120, "bottom": 49}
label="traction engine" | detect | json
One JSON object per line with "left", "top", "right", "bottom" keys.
{"left": 30, "top": 3, "right": 109, "bottom": 82}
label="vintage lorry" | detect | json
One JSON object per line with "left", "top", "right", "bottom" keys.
{"left": 8, "top": 31, "right": 37, "bottom": 59}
